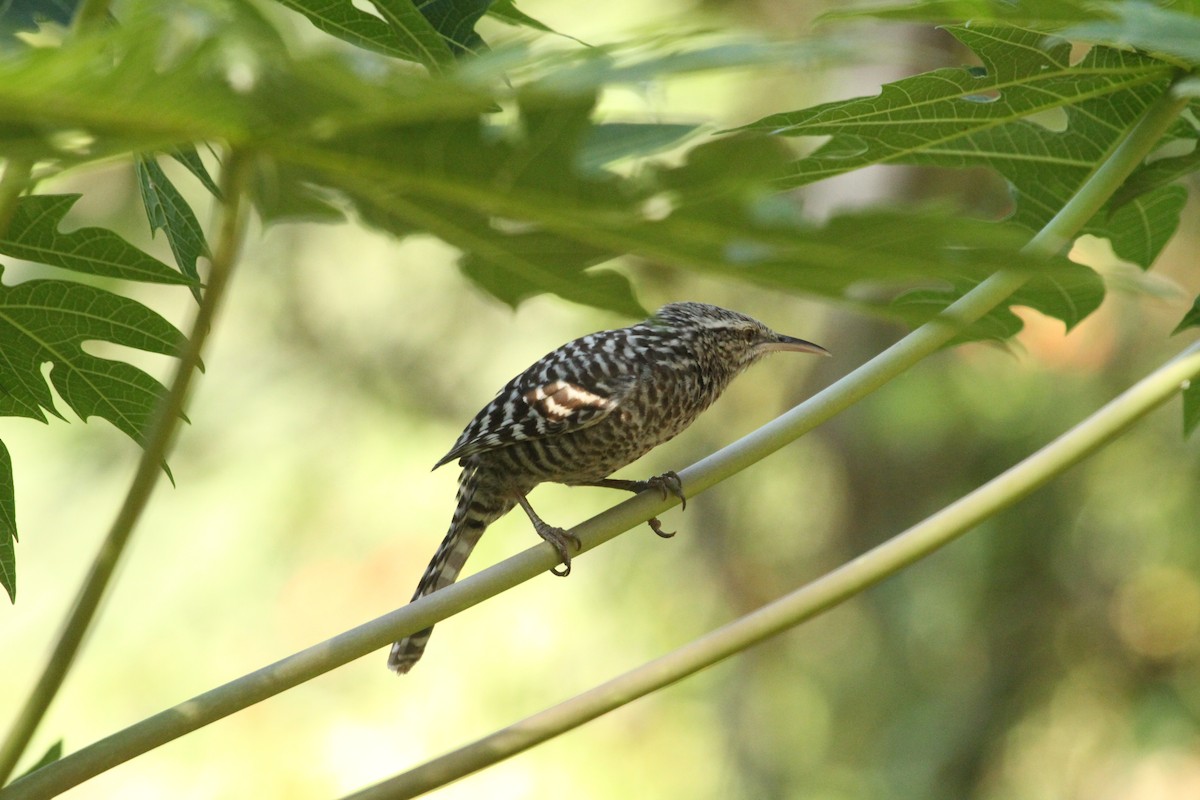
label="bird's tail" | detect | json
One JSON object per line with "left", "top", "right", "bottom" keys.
{"left": 389, "top": 464, "right": 515, "bottom": 674}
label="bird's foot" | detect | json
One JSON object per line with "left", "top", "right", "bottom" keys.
{"left": 642, "top": 471, "right": 687, "bottom": 510}
{"left": 643, "top": 471, "right": 685, "bottom": 538}
{"left": 584, "top": 471, "right": 687, "bottom": 538}
{"left": 534, "top": 522, "right": 582, "bottom": 577}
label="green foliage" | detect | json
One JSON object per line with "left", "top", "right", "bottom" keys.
{"left": 740, "top": 24, "right": 1179, "bottom": 264}
{"left": 0, "top": 195, "right": 195, "bottom": 285}
{"left": 0, "top": 0, "right": 1192, "bottom": 601}
{"left": 2, "top": 0, "right": 1200, "bottom": 793}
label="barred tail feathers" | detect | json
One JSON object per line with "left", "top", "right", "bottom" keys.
{"left": 388, "top": 465, "right": 514, "bottom": 674}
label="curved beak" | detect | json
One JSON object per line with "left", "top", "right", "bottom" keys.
{"left": 758, "top": 333, "right": 831, "bottom": 357}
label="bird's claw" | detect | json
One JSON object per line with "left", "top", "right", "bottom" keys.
{"left": 640, "top": 471, "right": 685, "bottom": 537}
{"left": 647, "top": 470, "right": 687, "bottom": 511}
{"left": 537, "top": 524, "right": 581, "bottom": 578}
{"left": 648, "top": 516, "right": 676, "bottom": 539}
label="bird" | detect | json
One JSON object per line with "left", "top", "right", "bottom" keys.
{"left": 388, "top": 301, "right": 829, "bottom": 673}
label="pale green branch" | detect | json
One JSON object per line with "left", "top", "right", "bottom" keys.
{"left": 357, "top": 337, "right": 1200, "bottom": 800}
{"left": 0, "top": 150, "right": 252, "bottom": 788}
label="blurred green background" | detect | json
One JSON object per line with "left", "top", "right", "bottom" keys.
{"left": 3, "top": 1, "right": 1200, "bottom": 798}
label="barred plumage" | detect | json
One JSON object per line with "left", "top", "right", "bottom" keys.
{"left": 388, "top": 301, "right": 828, "bottom": 674}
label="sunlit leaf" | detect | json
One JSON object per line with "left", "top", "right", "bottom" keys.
{"left": 740, "top": 23, "right": 1181, "bottom": 269}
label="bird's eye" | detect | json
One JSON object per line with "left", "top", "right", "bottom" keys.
{"left": 742, "top": 328, "right": 758, "bottom": 343}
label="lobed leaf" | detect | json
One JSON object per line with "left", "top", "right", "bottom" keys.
{"left": 0, "top": 195, "right": 196, "bottom": 285}
{"left": 0, "top": 275, "right": 186, "bottom": 442}
{"left": 1089, "top": 184, "right": 1187, "bottom": 268}
{"left": 282, "top": 95, "right": 1089, "bottom": 320}
{"left": 273, "top": 0, "right": 432, "bottom": 61}
{"left": 740, "top": 23, "right": 1187, "bottom": 272}
{"left": 412, "top": 0, "right": 490, "bottom": 56}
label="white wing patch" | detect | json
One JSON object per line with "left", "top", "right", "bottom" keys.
{"left": 524, "top": 380, "right": 616, "bottom": 422}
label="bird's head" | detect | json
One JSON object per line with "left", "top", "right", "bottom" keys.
{"left": 653, "top": 301, "right": 829, "bottom": 371}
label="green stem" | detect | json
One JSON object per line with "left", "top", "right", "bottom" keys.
{"left": 1, "top": 71, "right": 1189, "bottom": 800}
{"left": 359, "top": 337, "right": 1200, "bottom": 800}
{"left": 0, "top": 150, "right": 251, "bottom": 788}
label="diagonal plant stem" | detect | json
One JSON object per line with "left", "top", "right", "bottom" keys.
{"left": 0, "top": 149, "right": 252, "bottom": 788}
{"left": 359, "top": 337, "right": 1200, "bottom": 800}
{"left": 0, "top": 74, "right": 1188, "bottom": 800}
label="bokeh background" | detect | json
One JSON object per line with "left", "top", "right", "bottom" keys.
{"left": 3, "top": 1, "right": 1200, "bottom": 798}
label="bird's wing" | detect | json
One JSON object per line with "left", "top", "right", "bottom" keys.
{"left": 433, "top": 333, "right": 643, "bottom": 469}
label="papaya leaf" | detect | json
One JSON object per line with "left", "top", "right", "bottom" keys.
{"left": 0, "top": 275, "right": 186, "bottom": 442}
{"left": 1109, "top": 110, "right": 1200, "bottom": 210}
{"left": 414, "top": 0, "right": 490, "bottom": 56}
{"left": 1089, "top": 184, "right": 1187, "bottom": 268}
{"left": 0, "top": 195, "right": 197, "bottom": 285}
{"left": 272, "top": 0, "right": 425, "bottom": 60}
{"left": 135, "top": 157, "right": 207, "bottom": 299}
{"left": 296, "top": 97, "right": 1086, "bottom": 320}
{"left": 365, "top": 0, "right": 455, "bottom": 70}
{"left": 0, "top": 438, "right": 13, "bottom": 602}
{"left": 892, "top": 257, "right": 1105, "bottom": 341}
{"left": 740, "top": 24, "right": 1180, "bottom": 269}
